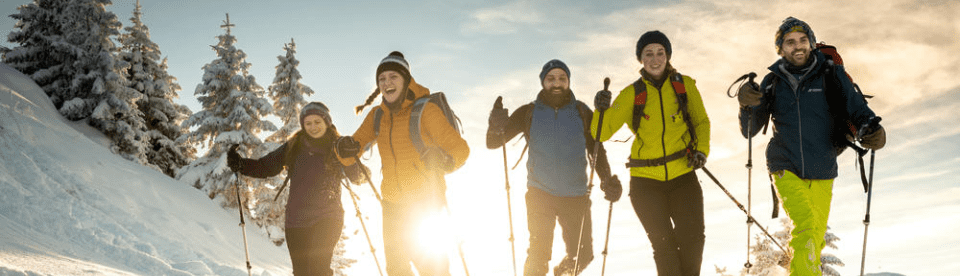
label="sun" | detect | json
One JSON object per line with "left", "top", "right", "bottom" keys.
{"left": 416, "top": 210, "right": 460, "bottom": 256}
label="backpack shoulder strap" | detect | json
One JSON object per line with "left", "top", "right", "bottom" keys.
{"left": 372, "top": 106, "right": 383, "bottom": 138}
{"left": 409, "top": 92, "right": 463, "bottom": 156}
{"left": 669, "top": 73, "right": 697, "bottom": 150}
{"left": 575, "top": 100, "right": 592, "bottom": 133}
{"left": 409, "top": 95, "right": 434, "bottom": 155}
{"left": 631, "top": 78, "right": 648, "bottom": 134}
{"left": 759, "top": 72, "right": 777, "bottom": 135}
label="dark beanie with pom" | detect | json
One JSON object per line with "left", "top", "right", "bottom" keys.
{"left": 376, "top": 51, "right": 411, "bottom": 81}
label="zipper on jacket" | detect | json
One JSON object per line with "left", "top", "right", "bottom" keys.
{"left": 554, "top": 106, "right": 561, "bottom": 169}
{"left": 790, "top": 81, "right": 805, "bottom": 177}
{"left": 656, "top": 83, "right": 669, "bottom": 179}
{"left": 388, "top": 111, "right": 401, "bottom": 192}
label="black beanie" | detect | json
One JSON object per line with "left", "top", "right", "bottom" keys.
{"left": 636, "top": 30, "right": 672, "bottom": 60}
{"left": 539, "top": 59, "right": 570, "bottom": 83}
{"left": 376, "top": 51, "right": 411, "bottom": 81}
{"left": 299, "top": 102, "right": 332, "bottom": 129}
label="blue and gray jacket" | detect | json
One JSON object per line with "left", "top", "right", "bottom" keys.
{"left": 740, "top": 51, "right": 877, "bottom": 179}
{"left": 486, "top": 90, "right": 612, "bottom": 197}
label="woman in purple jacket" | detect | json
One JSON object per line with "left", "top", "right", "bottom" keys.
{"left": 227, "top": 102, "right": 367, "bottom": 276}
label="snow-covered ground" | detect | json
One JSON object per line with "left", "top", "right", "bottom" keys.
{"left": 0, "top": 64, "right": 292, "bottom": 275}
{"left": 2, "top": 59, "right": 958, "bottom": 276}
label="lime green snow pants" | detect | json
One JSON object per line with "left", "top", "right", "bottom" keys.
{"left": 773, "top": 170, "right": 834, "bottom": 276}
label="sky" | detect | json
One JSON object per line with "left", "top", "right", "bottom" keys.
{"left": 2, "top": 0, "right": 960, "bottom": 275}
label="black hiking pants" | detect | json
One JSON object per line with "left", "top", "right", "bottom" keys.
{"left": 523, "top": 186, "right": 593, "bottom": 276}
{"left": 630, "top": 172, "right": 705, "bottom": 276}
{"left": 285, "top": 215, "right": 344, "bottom": 276}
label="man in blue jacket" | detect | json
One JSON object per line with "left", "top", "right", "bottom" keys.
{"left": 738, "top": 17, "right": 886, "bottom": 276}
{"left": 486, "top": 59, "right": 621, "bottom": 276}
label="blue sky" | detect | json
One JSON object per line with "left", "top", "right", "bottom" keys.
{"left": 3, "top": 0, "right": 959, "bottom": 275}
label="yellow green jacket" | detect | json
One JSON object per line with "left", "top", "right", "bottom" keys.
{"left": 591, "top": 73, "right": 710, "bottom": 181}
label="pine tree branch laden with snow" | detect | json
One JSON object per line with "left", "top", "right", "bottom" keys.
{"left": 117, "top": 1, "right": 193, "bottom": 177}
{"left": 266, "top": 38, "right": 314, "bottom": 143}
{"left": 4, "top": 0, "right": 156, "bottom": 166}
{"left": 721, "top": 218, "right": 844, "bottom": 276}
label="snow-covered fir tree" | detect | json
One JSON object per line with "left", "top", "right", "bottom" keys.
{"left": 248, "top": 38, "right": 317, "bottom": 244}
{"left": 266, "top": 38, "right": 314, "bottom": 143}
{"left": 3, "top": 0, "right": 150, "bottom": 165}
{"left": 177, "top": 14, "right": 276, "bottom": 203}
{"left": 715, "top": 218, "right": 844, "bottom": 276}
{"left": 118, "top": 0, "right": 194, "bottom": 177}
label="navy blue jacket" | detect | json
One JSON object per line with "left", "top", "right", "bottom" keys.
{"left": 740, "top": 51, "right": 876, "bottom": 179}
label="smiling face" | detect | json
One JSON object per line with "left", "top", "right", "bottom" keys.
{"left": 301, "top": 114, "right": 328, "bottom": 139}
{"left": 779, "top": 31, "right": 812, "bottom": 67}
{"left": 378, "top": 70, "right": 406, "bottom": 104}
{"left": 640, "top": 43, "right": 668, "bottom": 79}
{"left": 541, "top": 68, "right": 569, "bottom": 95}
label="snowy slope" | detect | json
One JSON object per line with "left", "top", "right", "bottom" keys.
{"left": 0, "top": 63, "right": 291, "bottom": 275}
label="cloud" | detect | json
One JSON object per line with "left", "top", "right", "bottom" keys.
{"left": 462, "top": 1, "right": 543, "bottom": 35}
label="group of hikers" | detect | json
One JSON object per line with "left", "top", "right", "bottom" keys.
{"left": 226, "top": 17, "right": 887, "bottom": 276}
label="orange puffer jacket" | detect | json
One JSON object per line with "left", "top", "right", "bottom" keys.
{"left": 351, "top": 78, "right": 470, "bottom": 205}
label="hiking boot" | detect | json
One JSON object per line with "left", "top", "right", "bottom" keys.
{"left": 552, "top": 255, "right": 590, "bottom": 276}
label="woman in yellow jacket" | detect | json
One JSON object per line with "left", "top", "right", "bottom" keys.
{"left": 336, "top": 51, "right": 469, "bottom": 276}
{"left": 593, "top": 31, "right": 711, "bottom": 276}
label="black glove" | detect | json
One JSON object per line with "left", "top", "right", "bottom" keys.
{"left": 600, "top": 175, "right": 622, "bottom": 202}
{"left": 594, "top": 89, "right": 612, "bottom": 111}
{"left": 737, "top": 82, "right": 763, "bottom": 107}
{"left": 686, "top": 150, "right": 707, "bottom": 169}
{"left": 336, "top": 136, "right": 361, "bottom": 158}
{"left": 227, "top": 144, "right": 242, "bottom": 172}
{"left": 422, "top": 147, "right": 456, "bottom": 172}
{"left": 344, "top": 162, "right": 371, "bottom": 185}
{"left": 859, "top": 124, "right": 886, "bottom": 150}
{"left": 489, "top": 96, "right": 509, "bottom": 134}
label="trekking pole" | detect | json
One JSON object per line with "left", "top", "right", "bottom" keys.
{"left": 499, "top": 128, "right": 518, "bottom": 276}
{"left": 745, "top": 73, "right": 759, "bottom": 270}
{"left": 700, "top": 167, "right": 787, "bottom": 254}
{"left": 353, "top": 157, "right": 382, "bottom": 203}
{"left": 858, "top": 149, "right": 875, "bottom": 276}
{"left": 599, "top": 175, "right": 617, "bottom": 276}
{"left": 342, "top": 180, "right": 386, "bottom": 276}
{"left": 859, "top": 117, "right": 881, "bottom": 276}
{"left": 745, "top": 118, "right": 754, "bottom": 271}
{"left": 576, "top": 77, "right": 610, "bottom": 274}
{"left": 233, "top": 172, "right": 253, "bottom": 276}
{"left": 597, "top": 78, "right": 616, "bottom": 276}
{"left": 728, "top": 72, "right": 760, "bottom": 270}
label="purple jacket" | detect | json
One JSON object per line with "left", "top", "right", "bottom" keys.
{"left": 239, "top": 132, "right": 364, "bottom": 228}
